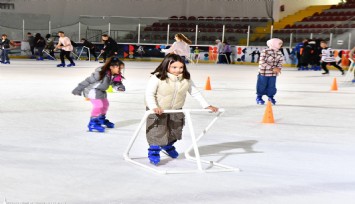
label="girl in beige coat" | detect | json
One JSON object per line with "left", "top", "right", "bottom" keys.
{"left": 145, "top": 53, "right": 218, "bottom": 165}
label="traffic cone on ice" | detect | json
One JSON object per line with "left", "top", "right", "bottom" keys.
{"left": 331, "top": 77, "right": 338, "bottom": 91}
{"left": 262, "top": 101, "right": 275, "bottom": 124}
{"left": 85, "top": 98, "right": 90, "bottom": 101}
{"left": 107, "top": 85, "right": 114, "bottom": 93}
{"left": 205, "top": 76, "right": 212, "bottom": 90}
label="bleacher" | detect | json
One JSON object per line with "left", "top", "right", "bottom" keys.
{"left": 273, "top": 0, "right": 355, "bottom": 43}
{"left": 140, "top": 16, "right": 270, "bottom": 44}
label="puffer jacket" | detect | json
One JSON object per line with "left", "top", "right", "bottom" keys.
{"left": 145, "top": 72, "right": 209, "bottom": 110}
{"left": 73, "top": 67, "right": 122, "bottom": 99}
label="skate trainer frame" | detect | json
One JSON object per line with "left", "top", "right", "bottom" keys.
{"left": 123, "top": 109, "right": 240, "bottom": 174}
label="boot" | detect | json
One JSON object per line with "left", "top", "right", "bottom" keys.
{"left": 98, "top": 115, "right": 114, "bottom": 128}
{"left": 37, "top": 57, "right": 44, "bottom": 61}
{"left": 67, "top": 63, "right": 76, "bottom": 67}
{"left": 88, "top": 117, "right": 105, "bottom": 132}
{"left": 57, "top": 63, "right": 65, "bottom": 67}
{"left": 161, "top": 142, "right": 179, "bottom": 158}
{"left": 148, "top": 145, "right": 161, "bottom": 165}
{"left": 256, "top": 96, "right": 265, "bottom": 105}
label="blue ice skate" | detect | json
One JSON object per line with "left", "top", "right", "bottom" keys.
{"left": 98, "top": 115, "right": 114, "bottom": 128}
{"left": 36, "top": 57, "right": 44, "bottom": 61}
{"left": 352, "top": 79, "right": 355, "bottom": 83}
{"left": 148, "top": 145, "right": 161, "bottom": 165}
{"left": 268, "top": 97, "right": 276, "bottom": 105}
{"left": 57, "top": 63, "right": 65, "bottom": 67}
{"left": 67, "top": 63, "right": 76, "bottom": 67}
{"left": 256, "top": 96, "right": 265, "bottom": 105}
{"left": 161, "top": 142, "right": 179, "bottom": 158}
{"left": 88, "top": 117, "right": 105, "bottom": 132}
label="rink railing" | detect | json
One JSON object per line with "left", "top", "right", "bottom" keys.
{"left": 123, "top": 108, "right": 240, "bottom": 174}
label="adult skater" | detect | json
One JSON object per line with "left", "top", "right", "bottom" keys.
{"left": 145, "top": 53, "right": 218, "bottom": 165}
{"left": 33, "top": 33, "right": 46, "bottom": 60}
{"left": 71, "top": 57, "right": 126, "bottom": 132}
{"left": 81, "top": 38, "right": 98, "bottom": 61}
{"left": 256, "top": 38, "right": 283, "bottom": 105}
{"left": 0, "top": 34, "right": 15, "bottom": 64}
{"left": 54, "top": 31, "right": 75, "bottom": 67}
{"left": 100, "top": 34, "right": 119, "bottom": 63}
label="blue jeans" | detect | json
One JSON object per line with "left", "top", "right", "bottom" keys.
{"left": 256, "top": 74, "right": 277, "bottom": 98}
{"left": 1, "top": 49, "right": 10, "bottom": 62}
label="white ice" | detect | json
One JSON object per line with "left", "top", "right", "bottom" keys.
{"left": 0, "top": 60, "right": 355, "bottom": 204}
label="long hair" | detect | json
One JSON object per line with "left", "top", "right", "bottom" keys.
{"left": 99, "top": 57, "right": 125, "bottom": 80}
{"left": 151, "top": 53, "right": 190, "bottom": 80}
{"left": 175, "top": 33, "right": 192, "bottom": 45}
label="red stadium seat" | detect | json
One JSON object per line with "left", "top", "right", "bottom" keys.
{"left": 188, "top": 16, "right": 196, "bottom": 21}
{"left": 179, "top": 16, "right": 187, "bottom": 20}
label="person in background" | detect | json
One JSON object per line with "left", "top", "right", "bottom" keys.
{"left": 54, "top": 31, "right": 75, "bottom": 67}
{"left": 349, "top": 46, "right": 355, "bottom": 83}
{"left": 27, "top": 32, "right": 35, "bottom": 58}
{"left": 81, "top": 38, "right": 98, "bottom": 61}
{"left": 256, "top": 38, "right": 284, "bottom": 105}
{"left": 33, "top": 33, "right": 46, "bottom": 60}
{"left": 100, "top": 34, "right": 119, "bottom": 63}
{"left": 222, "top": 41, "right": 232, "bottom": 64}
{"left": 215, "top": 39, "right": 224, "bottom": 63}
{"left": 319, "top": 41, "right": 344, "bottom": 75}
{"left": 45, "top": 34, "right": 55, "bottom": 60}
{"left": 0, "top": 34, "right": 15, "bottom": 64}
{"left": 161, "top": 33, "right": 192, "bottom": 63}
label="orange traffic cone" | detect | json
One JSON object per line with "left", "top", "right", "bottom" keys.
{"left": 205, "top": 76, "right": 212, "bottom": 90}
{"left": 262, "top": 101, "right": 275, "bottom": 124}
{"left": 85, "top": 97, "right": 90, "bottom": 101}
{"left": 331, "top": 77, "right": 338, "bottom": 91}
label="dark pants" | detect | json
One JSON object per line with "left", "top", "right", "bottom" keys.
{"left": 256, "top": 74, "right": 277, "bottom": 98}
{"left": 36, "top": 46, "right": 44, "bottom": 57}
{"left": 86, "top": 48, "right": 98, "bottom": 59}
{"left": 1, "top": 49, "right": 10, "bottom": 62}
{"left": 296, "top": 52, "right": 301, "bottom": 67}
{"left": 30, "top": 45, "right": 35, "bottom": 56}
{"left": 321, "top": 62, "right": 343, "bottom": 73}
{"left": 60, "top": 50, "right": 74, "bottom": 64}
{"left": 225, "top": 52, "right": 231, "bottom": 64}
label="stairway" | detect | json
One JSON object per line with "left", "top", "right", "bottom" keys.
{"left": 239, "top": 5, "right": 332, "bottom": 45}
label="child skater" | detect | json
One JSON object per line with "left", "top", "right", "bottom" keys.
{"left": 71, "top": 57, "right": 125, "bottom": 132}
{"left": 256, "top": 38, "right": 283, "bottom": 105}
{"left": 161, "top": 33, "right": 192, "bottom": 62}
{"left": 145, "top": 53, "right": 218, "bottom": 165}
{"left": 320, "top": 41, "right": 344, "bottom": 75}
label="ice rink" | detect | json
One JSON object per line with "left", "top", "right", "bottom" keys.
{"left": 1, "top": 60, "right": 355, "bottom": 204}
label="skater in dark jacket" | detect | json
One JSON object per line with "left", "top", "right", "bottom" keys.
{"left": 34, "top": 33, "right": 46, "bottom": 60}
{"left": 0, "top": 34, "right": 15, "bottom": 64}
{"left": 72, "top": 57, "right": 125, "bottom": 132}
{"left": 81, "top": 38, "right": 98, "bottom": 61}
{"left": 100, "top": 34, "right": 119, "bottom": 63}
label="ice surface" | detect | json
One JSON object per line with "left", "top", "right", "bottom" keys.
{"left": 0, "top": 60, "right": 355, "bottom": 204}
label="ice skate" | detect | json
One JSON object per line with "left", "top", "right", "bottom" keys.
{"left": 57, "top": 63, "right": 65, "bottom": 67}
{"left": 88, "top": 117, "right": 105, "bottom": 132}
{"left": 148, "top": 145, "right": 161, "bottom": 165}
{"left": 161, "top": 142, "right": 179, "bottom": 158}
{"left": 98, "top": 115, "right": 114, "bottom": 128}
{"left": 67, "top": 63, "right": 76, "bottom": 67}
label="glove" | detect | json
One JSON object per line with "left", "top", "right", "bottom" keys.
{"left": 72, "top": 87, "right": 83, "bottom": 96}
{"left": 112, "top": 81, "right": 125, "bottom": 92}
